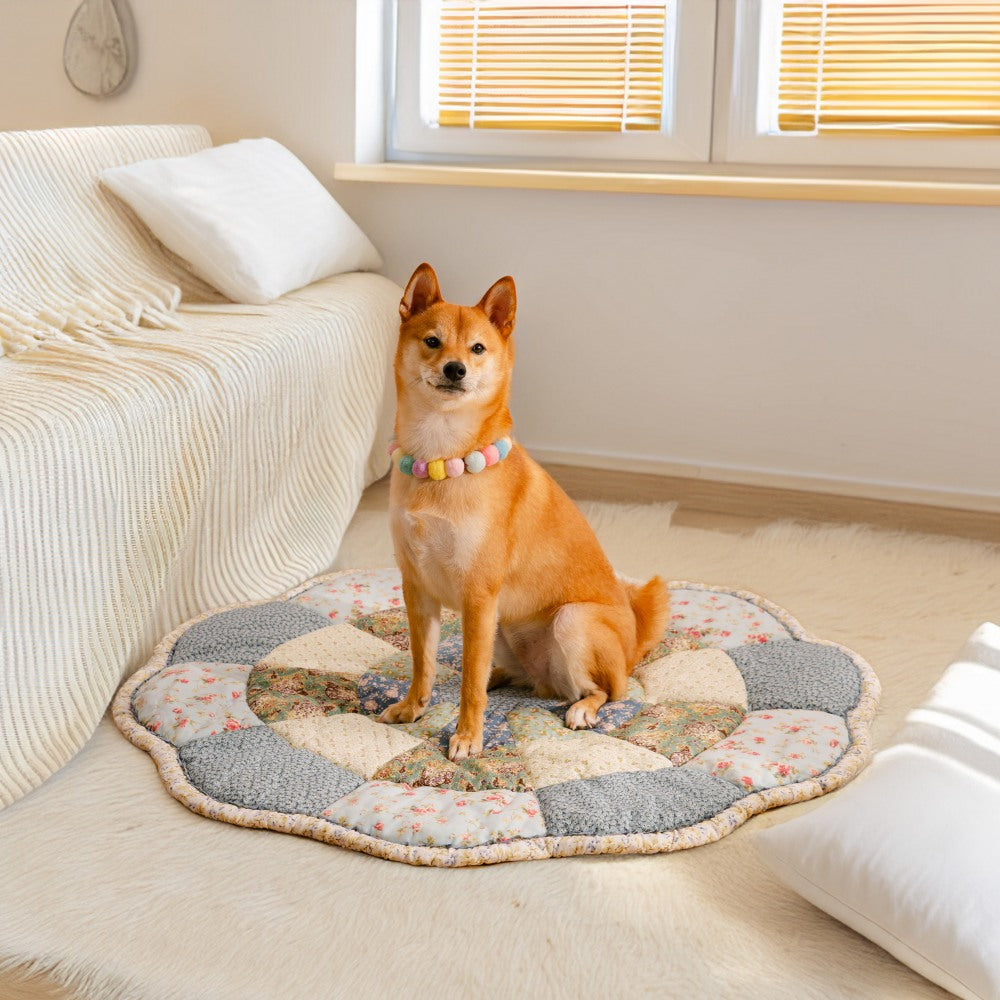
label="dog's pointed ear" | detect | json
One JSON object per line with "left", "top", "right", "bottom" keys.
{"left": 400, "top": 263, "right": 442, "bottom": 322}
{"left": 477, "top": 275, "right": 516, "bottom": 339}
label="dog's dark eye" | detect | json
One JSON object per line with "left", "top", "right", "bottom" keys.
{"left": 470, "top": 343, "right": 486, "bottom": 355}
{"left": 423, "top": 336, "right": 441, "bottom": 349}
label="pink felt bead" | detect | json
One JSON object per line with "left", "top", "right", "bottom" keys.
{"left": 412, "top": 459, "right": 429, "bottom": 479}
{"left": 482, "top": 444, "right": 500, "bottom": 467}
{"left": 445, "top": 457, "right": 465, "bottom": 478}
{"left": 387, "top": 440, "right": 398, "bottom": 458}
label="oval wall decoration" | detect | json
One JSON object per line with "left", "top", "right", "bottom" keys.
{"left": 64, "top": 0, "right": 134, "bottom": 97}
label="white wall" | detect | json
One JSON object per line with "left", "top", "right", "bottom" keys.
{"left": 338, "top": 183, "right": 1000, "bottom": 501}
{"left": 2, "top": 0, "right": 998, "bottom": 503}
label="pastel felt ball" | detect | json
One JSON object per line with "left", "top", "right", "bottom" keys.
{"left": 482, "top": 444, "right": 500, "bottom": 467}
{"left": 398, "top": 454, "right": 414, "bottom": 476}
{"left": 412, "top": 459, "right": 429, "bottom": 479}
{"left": 495, "top": 437, "right": 511, "bottom": 460}
{"left": 387, "top": 440, "right": 399, "bottom": 458}
{"left": 465, "top": 451, "right": 487, "bottom": 474}
{"left": 445, "top": 457, "right": 465, "bottom": 478}
{"left": 428, "top": 459, "right": 447, "bottom": 481}
{"left": 390, "top": 447, "right": 404, "bottom": 467}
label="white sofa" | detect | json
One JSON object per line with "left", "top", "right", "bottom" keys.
{"left": 0, "top": 124, "right": 401, "bottom": 809}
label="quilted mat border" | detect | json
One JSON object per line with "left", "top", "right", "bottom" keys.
{"left": 113, "top": 569, "right": 881, "bottom": 867}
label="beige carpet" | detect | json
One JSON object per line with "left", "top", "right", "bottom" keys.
{"left": 2, "top": 500, "right": 998, "bottom": 1000}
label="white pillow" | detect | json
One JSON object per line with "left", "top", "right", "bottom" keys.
{"left": 100, "top": 137, "right": 382, "bottom": 304}
{"left": 756, "top": 623, "right": 1000, "bottom": 1000}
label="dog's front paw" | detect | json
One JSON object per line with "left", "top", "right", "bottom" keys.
{"left": 379, "top": 699, "right": 427, "bottom": 725}
{"left": 564, "top": 701, "right": 598, "bottom": 730}
{"left": 448, "top": 730, "right": 483, "bottom": 761}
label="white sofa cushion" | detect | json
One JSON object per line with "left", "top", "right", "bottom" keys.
{"left": 101, "top": 138, "right": 382, "bottom": 304}
{"left": 755, "top": 622, "right": 1000, "bottom": 1000}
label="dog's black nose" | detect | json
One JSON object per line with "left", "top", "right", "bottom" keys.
{"left": 443, "top": 361, "right": 466, "bottom": 383}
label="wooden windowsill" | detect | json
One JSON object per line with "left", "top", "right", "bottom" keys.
{"left": 333, "top": 161, "right": 1000, "bottom": 206}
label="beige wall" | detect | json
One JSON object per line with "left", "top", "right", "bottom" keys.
{"left": 0, "top": 0, "right": 354, "bottom": 182}
{"left": 2, "top": 0, "right": 998, "bottom": 502}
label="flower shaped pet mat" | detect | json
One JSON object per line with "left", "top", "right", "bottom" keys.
{"left": 115, "top": 568, "right": 880, "bottom": 867}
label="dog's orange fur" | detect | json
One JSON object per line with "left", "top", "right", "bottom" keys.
{"left": 381, "top": 263, "right": 670, "bottom": 761}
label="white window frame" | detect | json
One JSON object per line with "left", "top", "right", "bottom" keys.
{"left": 716, "top": 0, "right": 1000, "bottom": 171}
{"left": 388, "top": 0, "right": 718, "bottom": 164}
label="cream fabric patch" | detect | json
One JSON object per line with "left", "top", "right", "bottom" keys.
{"left": 521, "top": 731, "right": 672, "bottom": 789}
{"left": 635, "top": 648, "right": 748, "bottom": 708}
{"left": 258, "top": 623, "right": 397, "bottom": 677}
{"left": 270, "top": 714, "right": 421, "bottom": 779}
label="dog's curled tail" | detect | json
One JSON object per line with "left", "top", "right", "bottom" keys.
{"left": 625, "top": 575, "right": 671, "bottom": 665}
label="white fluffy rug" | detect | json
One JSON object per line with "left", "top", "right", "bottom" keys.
{"left": 2, "top": 501, "right": 998, "bottom": 1000}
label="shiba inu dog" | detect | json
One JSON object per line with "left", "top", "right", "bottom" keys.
{"left": 381, "top": 263, "right": 670, "bottom": 761}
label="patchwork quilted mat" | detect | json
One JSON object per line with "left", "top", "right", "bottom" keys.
{"left": 114, "top": 568, "right": 880, "bottom": 867}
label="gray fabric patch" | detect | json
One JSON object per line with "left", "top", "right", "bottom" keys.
{"left": 727, "top": 640, "right": 862, "bottom": 716}
{"left": 537, "top": 767, "right": 743, "bottom": 837}
{"left": 178, "top": 726, "right": 363, "bottom": 816}
{"left": 169, "top": 602, "right": 329, "bottom": 667}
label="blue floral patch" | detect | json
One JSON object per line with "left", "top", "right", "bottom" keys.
{"left": 548, "top": 698, "right": 644, "bottom": 733}
{"left": 356, "top": 672, "right": 411, "bottom": 716}
{"left": 436, "top": 633, "right": 464, "bottom": 669}
{"left": 356, "top": 670, "right": 461, "bottom": 717}
{"left": 431, "top": 709, "right": 515, "bottom": 753}
{"left": 591, "top": 699, "right": 645, "bottom": 733}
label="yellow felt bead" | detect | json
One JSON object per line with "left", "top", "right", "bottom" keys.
{"left": 427, "top": 459, "right": 447, "bottom": 481}
{"left": 390, "top": 447, "right": 404, "bottom": 466}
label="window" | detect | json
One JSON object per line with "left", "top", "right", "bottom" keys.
{"left": 388, "top": 0, "right": 1000, "bottom": 171}
{"left": 722, "top": 0, "right": 1000, "bottom": 168}
{"left": 390, "top": 0, "right": 717, "bottom": 162}
{"left": 773, "top": 3, "right": 1000, "bottom": 135}
{"left": 433, "top": 1, "right": 670, "bottom": 133}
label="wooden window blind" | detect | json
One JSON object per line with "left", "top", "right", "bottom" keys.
{"left": 777, "top": 2, "right": 1000, "bottom": 134}
{"left": 435, "top": 1, "right": 671, "bottom": 132}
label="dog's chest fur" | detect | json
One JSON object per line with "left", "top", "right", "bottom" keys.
{"left": 391, "top": 499, "right": 487, "bottom": 611}
{"left": 401, "top": 409, "right": 481, "bottom": 466}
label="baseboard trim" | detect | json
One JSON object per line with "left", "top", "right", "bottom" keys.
{"left": 528, "top": 448, "right": 1000, "bottom": 516}
{"left": 540, "top": 462, "right": 1000, "bottom": 542}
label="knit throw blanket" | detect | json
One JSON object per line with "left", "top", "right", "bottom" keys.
{"left": 0, "top": 124, "right": 217, "bottom": 356}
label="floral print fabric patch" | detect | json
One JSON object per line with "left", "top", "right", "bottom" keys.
{"left": 322, "top": 781, "right": 546, "bottom": 849}
{"left": 291, "top": 569, "right": 405, "bottom": 622}
{"left": 119, "top": 569, "right": 878, "bottom": 865}
{"left": 133, "top": 662, "right": 262, "bottom": 746}
{"left": 687, "top": 710, "right": 850, "bottom": 791}
{"left": 666, "top": 589, "right": 791, "bottom": 648}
